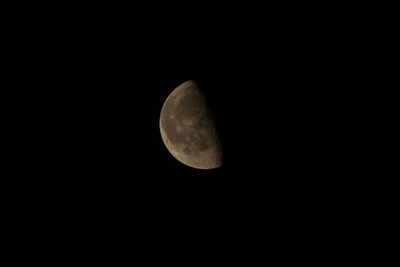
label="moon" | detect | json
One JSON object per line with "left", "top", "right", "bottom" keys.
{"left": 159, "top": 80, "right": 223, "bottom": 169}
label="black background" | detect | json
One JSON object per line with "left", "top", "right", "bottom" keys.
{"left": 6, "top": 4, "right": 358, "bottom": 264}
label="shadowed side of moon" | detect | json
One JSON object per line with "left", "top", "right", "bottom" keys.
{"left": 159, "top": 80, "right": 223, "bottom": 169}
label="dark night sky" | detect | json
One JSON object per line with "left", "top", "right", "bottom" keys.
{"left": 8, "top": 4, "right": 356, "bottom": 263}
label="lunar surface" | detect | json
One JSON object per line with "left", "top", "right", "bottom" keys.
{"left": 159, "top": 80, "right": 223, "bottom": 169}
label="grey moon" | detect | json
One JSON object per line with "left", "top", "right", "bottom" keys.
{"left": 159, "top": 80, "right": 223, "bottom": 169}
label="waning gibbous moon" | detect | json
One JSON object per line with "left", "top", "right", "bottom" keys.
{"left": 159, "top": 80, "right": 223, "bottom": 169}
